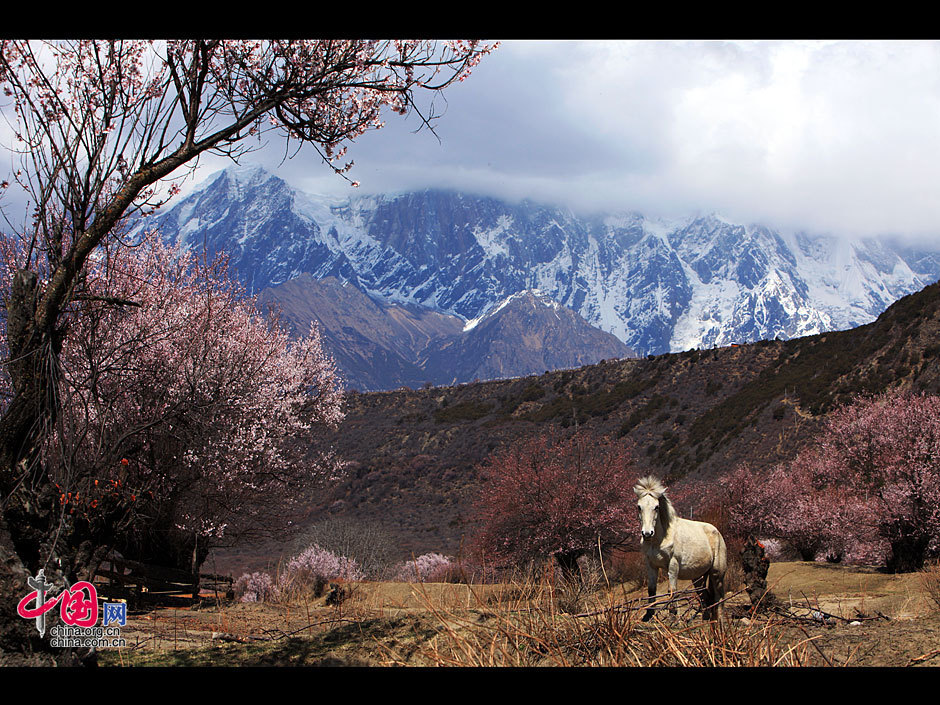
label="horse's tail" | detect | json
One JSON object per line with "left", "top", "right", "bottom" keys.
{"left": 714, "top": 530, "right": 728, "bottom": 584}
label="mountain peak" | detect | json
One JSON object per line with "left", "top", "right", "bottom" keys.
{"left": 215, "top": 164, "right": 289, "bottom": 196}
{"left": 463, "top": 289, "right": 559, "bottom": 332}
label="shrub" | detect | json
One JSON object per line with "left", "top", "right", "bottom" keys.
{"left": 392, "top": 553, "right": 455, "bottom": 583}
{"left": 820, "top": 392, "right": 940, "bottom": 571}
{"left": 278, "top": 544, "right": 364, "bottom": 598}
{"left": 695, "top": 391, "right": 940, "bottom": 571}
{"left": 234, "top": 572, "right": 276, "bottom": 603}
{"left": 705, "top": 459, "right": 878, "bottom": 564}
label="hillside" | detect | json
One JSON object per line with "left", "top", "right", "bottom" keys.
{"left": 259, "top": 277, "right": 634, "bottom": 390}
{"left": 258, "top": 275, "right": 464, "bottom": 391}
{"left": 212, "top": 280, "right": 940, "bottom": 574}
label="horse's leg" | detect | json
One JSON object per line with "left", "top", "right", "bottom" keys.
{"left": 711, "top": 531, "right": 728, "bottom": 622}
{"left": 703, "top": 575, "right": 717, "bottom": 621}
{"left": 692, "top": 574, "right": 708, "bottom": 618}
{"left": 710, "top": 569, "right": 725, "bottom": 622}
{"left": 642, "top": 564, "right": 658, "bottom": 622}
{"left": 667, "top": 558, "right": 679, "bottom": 615}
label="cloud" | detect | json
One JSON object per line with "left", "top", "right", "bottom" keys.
{"left": 6, "top": 40, "right": 940, "bottom": 248}
{"left": 277, "top": 40, "right": 940, "bottom": 245}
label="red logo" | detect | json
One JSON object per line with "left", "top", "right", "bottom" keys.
{"left": 17, "top": 569, "right": 98, "bottom": 636}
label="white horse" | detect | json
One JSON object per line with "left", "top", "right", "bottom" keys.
{"left": 634, "top": 476, "right": 727, "bottom": 621}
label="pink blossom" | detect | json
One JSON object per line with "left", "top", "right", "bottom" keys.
{"left": 277, "top": 544, "right": 364, "bottom": 596}
{"left": 234, "top": 571, "right": 275, "bottom": 603}
{"left": 392, "top": 553, "right": 454, "bottom": 583}
{"left": 0, "top": 229, "right": 345, "bottom": 550}
{"left": 709, "top": 390, "right": 940, "bottom": 570}
{"left": 473, "top": 430, "right": 635, "bottom": 569}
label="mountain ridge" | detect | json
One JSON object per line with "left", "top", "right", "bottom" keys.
{"left": 148, "top": 165, "right": 940, "bottom": 359}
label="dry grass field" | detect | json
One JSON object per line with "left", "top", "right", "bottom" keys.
{"left": 97, "top": 560, "right": 940, "bottom": 667}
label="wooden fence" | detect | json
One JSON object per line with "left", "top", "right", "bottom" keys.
{"left": 94, "top": 555, "right": 234, "bottom": 608}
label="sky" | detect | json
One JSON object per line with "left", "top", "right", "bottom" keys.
{"left": 7, "top": 40, "right": 940, "bottom": 245}
{"left": 219, "top": 39, "right": 940, "bottom": 245}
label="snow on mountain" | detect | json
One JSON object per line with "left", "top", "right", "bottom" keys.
{"left": 146, "top": 165, "right": 940, "bottom": 356}
{"left": 424, "top": 289, "right": 635, "bottom": 386}
{"left": 462, "top": 289, "right": 561, "bottom": 332}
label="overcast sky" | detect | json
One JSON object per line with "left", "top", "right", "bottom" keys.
{"left": 210, "top": 39, "right": 940, "bottom": 244}
{"left": 8, "top": 40, "right": 940, "bottom": 245}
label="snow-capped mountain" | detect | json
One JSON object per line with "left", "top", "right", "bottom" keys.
{"left": 146, "top": 164, "right": 940, "bottom": 356}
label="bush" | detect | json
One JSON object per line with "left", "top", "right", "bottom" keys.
{"left": 278, "top": 544, "right": 364, "bottom": 598}
{"left": 690, "top": 392, "right": 940, "bottom": 571}
{"left": 392, "top": 553, "right": 455, "bottom": 583}
{"left": 696, "top": 458, "right": 878, "bottom": 565}
{"left": 234, "top": 572, "right": 276, "bottom": 603}
{"left": 819, "top": 391, "right": 940, "bottom": 571}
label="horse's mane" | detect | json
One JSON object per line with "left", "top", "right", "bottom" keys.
{"left": 634, "top": 476, "right": 667, "bottom": 499}
{"left": 634, "top": 476, "right": 678, "bottom": 529}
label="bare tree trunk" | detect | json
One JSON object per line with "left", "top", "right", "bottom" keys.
{"left": 0, "top": 271, "right": 54, "bottom": 486}
{"left": 0, "top": 271, "right": 89, "bottom": 664}
{"left": 0, "top": 513, "right": 52, "bottom": 665}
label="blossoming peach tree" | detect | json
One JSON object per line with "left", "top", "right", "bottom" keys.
{"left": 0, "top": 39, "right": 494, "bottom": 662}
{"left": 705, "top": 390, "right": 940, "bottom": 571}
{"left": 53, "top": 233, "right": 342, "bottom": 570}
{"left": 473, "top": 430, "right": 635, "bottom": 586}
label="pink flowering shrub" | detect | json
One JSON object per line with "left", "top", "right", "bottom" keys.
{"left": 234, "top": 571, "right": 275, "bottom": 603}
{"left": 708, "top": 390, "right": 940, "bottom": 571}
{"left": 392, "top": 553, "right": 455, "bottom": 583}
{"left": 711, "top": 459, "right": 876, "bottom": 563}
{"left": 278, "top": 544, "right": 364, "bottom": 597}
{"left": 815, "top": 390, "right": 940, "bottom": 572}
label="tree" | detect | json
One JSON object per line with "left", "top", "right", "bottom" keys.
{"left": 37, "top": 232, "right": 342, "bottom": 573}
{"left": 814, "top": 390, "right": 940, "bottom": 571}
{"left": 713, "top": 458, "right": 877, "bottom": 563}
{"left": 0, "top": 39, "right": 494, "bottom": 663}
{"left": 710, "top": 390, "right": 939, "bottom": 571}
{"left": 473, "top": 430, "right": 635, "bottom": 585}
{"left": 289, "top": 517, "right": 397, "bottom": 580}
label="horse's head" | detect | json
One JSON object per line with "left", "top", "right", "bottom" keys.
{"left": 634, "top": 476, "right": 667, "bottom": 540}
